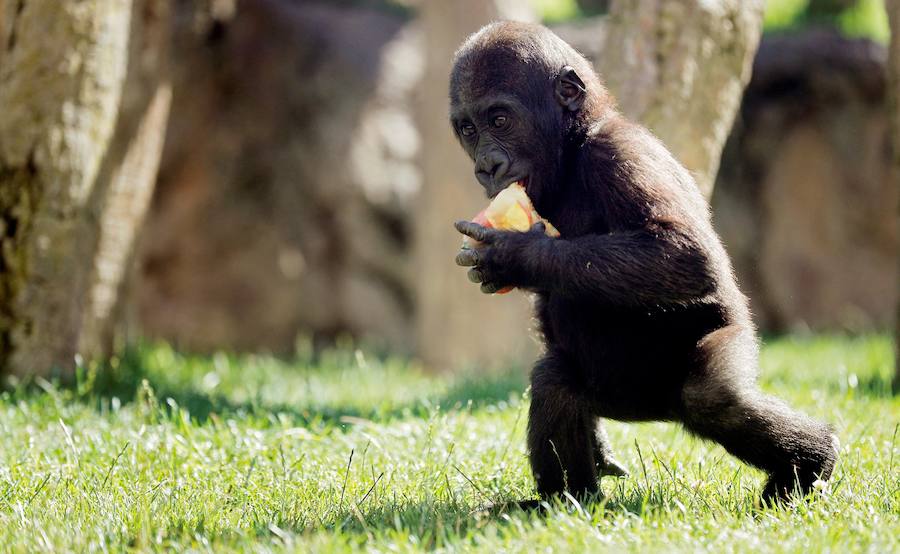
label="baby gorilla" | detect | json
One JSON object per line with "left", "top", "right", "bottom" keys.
{"left": 450, "top": 22, "right": 837, "bottom": 504}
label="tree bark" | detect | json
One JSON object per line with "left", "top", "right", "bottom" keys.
{"left": 888, "top": 0, "right": 900, "bottom": 389}
{"left": 599, "top": 0, "right": 765, "bottom": 197}
{"left": 0, "top": 0, "right": 170, "bottom": 377}
{"left": 413, "top": 0, "right": 764, "bottom": 371}
{"left": 414, "top": 1, "right": 538, "bottom": 371}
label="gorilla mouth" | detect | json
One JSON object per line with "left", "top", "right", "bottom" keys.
{"left": 512, "top": 178, "right": 529, "bottom": 196}
{"left": 490, "top": 177, "right": 528, "bottom": 199}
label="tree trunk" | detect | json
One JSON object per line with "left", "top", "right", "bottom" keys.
{"left": 888, "top": 0, "right": 900, "bottom": 389}
{"left": 413, "top": 0, "right": 764, "bottom": 371}
{"left": 599, "top": 0, "right": 765, "bottom": 197}
{"left": 414, "top": 1, "right": 538, "bottom": 371}
{"left": 0, "top": 0, "right": 170, "bottom": 378}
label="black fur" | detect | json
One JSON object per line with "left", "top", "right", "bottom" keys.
{"left": 451, "top": 22, "right": 837, "bottom": 504}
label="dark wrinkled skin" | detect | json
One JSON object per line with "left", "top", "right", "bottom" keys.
{"left": 450, "top": 22, "right": 837, "bottom": 506}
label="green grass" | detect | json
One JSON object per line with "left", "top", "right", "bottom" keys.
{"left": 0, "top": 336, "right": 896, "bottom": 552}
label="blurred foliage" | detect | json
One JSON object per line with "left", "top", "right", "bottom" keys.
{"left": 764, "top": 0, "right": 812, "bottom": 27}
{"left": 835, "top": 0, "right": 891, "bottom": 41}
{"left": 531, "top": 0, "right": 889, "bottom": 43}
{"left": 532, "top": 0, "right": 583, "bottom": 23}
{"left": 763, "top": 0, "right": 889, "bottom": 42}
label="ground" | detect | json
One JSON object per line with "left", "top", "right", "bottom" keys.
{"left": 0, "top": 335, "right": 896, "bottom": 552}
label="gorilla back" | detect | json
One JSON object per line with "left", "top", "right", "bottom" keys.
{"left": 451, "top": 21, "right": 837, "bottom": 504}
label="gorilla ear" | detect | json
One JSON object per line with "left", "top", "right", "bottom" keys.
{"left": 554, "top": 66, "right": 586, "bottom": 112}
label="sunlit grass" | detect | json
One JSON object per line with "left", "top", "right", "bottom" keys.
{"left": 0, "top": 335, "right": 896, "bottom": 551}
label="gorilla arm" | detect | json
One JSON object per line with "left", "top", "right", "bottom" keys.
{"left": 455, "top": 220, "right": 715, "bottom": 306}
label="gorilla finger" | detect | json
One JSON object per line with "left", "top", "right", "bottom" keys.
{"left": 530, "top": 221, "right": 547, "bottom": 234}
{"left": 455, "top": 248, "right": 479, "bottom": 267}
{"left": 454, "top": 220, "right": 494, "bottom": 243}
{"left": 468, "top": 268, "right": 484, "bottom": 283}
{"left": 480, "top": 281, "right": 501, "bottom": 294}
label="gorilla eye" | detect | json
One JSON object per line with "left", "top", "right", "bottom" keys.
{"left": 492, "top": 115, "right": 508, "bottom": 128}
{"left": 460, "top": 123, "right": 476, "bottom": 137}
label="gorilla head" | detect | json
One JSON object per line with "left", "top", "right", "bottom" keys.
{"left": 449, "top": 22, "right": 611, "bottom": 207}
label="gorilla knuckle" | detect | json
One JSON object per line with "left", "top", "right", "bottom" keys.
{"left": 455, "top": 248, "right": 478, "bottom": 267}
{"left": 480, "top": 282, "right": 499, "bottom": 294}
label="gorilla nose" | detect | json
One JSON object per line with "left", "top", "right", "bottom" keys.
{"left": 475, "top": 150, "right": 510, "bottom": 191}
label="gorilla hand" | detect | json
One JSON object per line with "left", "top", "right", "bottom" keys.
{"left": 454, "top": 220, "right": 548, "bottom": 294}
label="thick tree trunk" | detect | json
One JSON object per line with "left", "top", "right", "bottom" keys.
{"left": 414, "top": 1, "right": 763, "bottom": 370}
{"left": 0, "top": 0, "right": 170, "bottom": 377}
{"left": 600, "top": 0, "right": 765, "bottom": 198}
{"left": 888, "top": 0, "right": 900, "bottom": 389}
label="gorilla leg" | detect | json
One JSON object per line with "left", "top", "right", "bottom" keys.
{"left": 527, "top": 354, "right": 598, "bottom": 498}
{"left": 681, "top": 326, "right": 838, "bottom": 502}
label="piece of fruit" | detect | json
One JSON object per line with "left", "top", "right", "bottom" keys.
{"left": 461, "top": 182, "right": 559, "bottom": 294}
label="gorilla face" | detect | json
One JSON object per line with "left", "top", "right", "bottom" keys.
{"left": 450, "top": 91, "right": 540, "bottom": 199}
{"left": 449, "top": 47, "right": 586, "bottom": 210}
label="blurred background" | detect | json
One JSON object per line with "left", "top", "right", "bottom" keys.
{"left": 0, "top": 0, "right": 897, "bottom": 377}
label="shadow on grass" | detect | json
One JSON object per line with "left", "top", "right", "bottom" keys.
{"left": 12, "top": 346, "right": 528, "bottom": 427}
{"left": 231, "top": 489, "right": 685, "bottom": 549}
